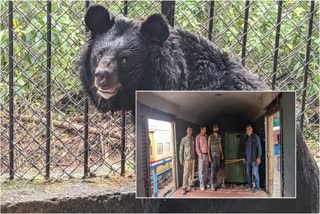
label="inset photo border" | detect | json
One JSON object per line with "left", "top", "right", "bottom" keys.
{"left": 135, "top": 91, "right": 296, "bottom": 199}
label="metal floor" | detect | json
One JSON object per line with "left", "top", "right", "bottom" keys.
{"left": 171, "top": 186, "right": 269, "bottom": 198}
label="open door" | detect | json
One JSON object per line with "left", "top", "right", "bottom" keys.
{"left": 148, "top": 118, "right": 177, "bottom": 197}
{"left": 266, "top": 115, "right": 274, "bottom": 195}
{"left": 266, "top": 111, "right": 282, "bottom": 196}
{"left": 272, "top": 112, "right": 282, "bottom": 197}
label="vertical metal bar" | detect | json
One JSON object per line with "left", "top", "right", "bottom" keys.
{"left": 241, "top": 0, "right": 250, "bottom": 66}
{"left": 300, "top": 0, "right": 315, "bottom": 130}
{"left": 208, "top": 1, "right": 215, "bottom": 41}
{"left": 121, "top": 111, "right": 126, "bottom": 176}
{"left": 120, "top": 1, "right": 128, "bottom": 176}
{"left": 123, "top": 0, "right": 128, "bottom": 16}
{"left": 272, "top": 1, "right": 283, "bottom": 90}
{"left": 8, "top": 0, "right": 14, "bottom": 180}
{"left": 161, "top": 0, "right": 175, "bottom": 27}
{"left": 45, "top": 0, "right": 52, "bottom": 179}
{"left": 84, "top": 0, "right": 90, "bottom": 177}
{"left": 83, "top": 99, "right": 89, "bottom": 177}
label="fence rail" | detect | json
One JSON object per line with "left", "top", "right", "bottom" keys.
{"left": 0, "top": 0, "right": 319, "bottom": 181}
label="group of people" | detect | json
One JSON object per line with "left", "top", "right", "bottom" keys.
{"left": 179, "top": 123, "right": 262, "bottom": 195}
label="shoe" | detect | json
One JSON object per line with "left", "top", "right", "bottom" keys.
{"left": 182, "top": 188, "right": 187, "bottom": 195}
{"left": 211, "top": 185, "right": 216, "bottom": 191}
{"left": 253, "top": 188, "right": 259, "bottom": 193}
{"left": 200, "top": 186, "right": 205, "bottom": 191}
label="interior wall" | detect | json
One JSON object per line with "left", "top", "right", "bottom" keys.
{"left": 208, "top": 115, "right": 249, "bottom": 133}
{"left": 280, "top": 92, "right": 296, "bottom": 197}
{"left": 136, "top": 102, "right": 149, "bottom": 197}
{"left": 206, "top": 114, "right": 266, "bottom": 188}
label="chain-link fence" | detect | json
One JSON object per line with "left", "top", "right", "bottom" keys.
{"left": 0, "top": 0, "right": 319, "bottom": 181}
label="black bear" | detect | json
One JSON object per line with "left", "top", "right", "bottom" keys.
{"left": 78, "top": 5, "right": 266, "bottom": 112}
{"left": 78, "top": 5, "right": 319, "bottom": 213}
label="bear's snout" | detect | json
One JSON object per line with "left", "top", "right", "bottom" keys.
{"left": 94, "top": 56, "right": 119, "bottom": 90}
{"left": 95, "top": 70, "right": 112, "bottom": 87}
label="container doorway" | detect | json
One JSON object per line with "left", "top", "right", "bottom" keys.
{"left": 148, "top": 118, "right": 177, "bottom": 197}
{"left": 266, "top": 111, "right": 283, "bottom": 197}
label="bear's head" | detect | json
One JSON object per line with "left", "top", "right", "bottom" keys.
{"left": 79, "top": 5, "right": 170, "bottom": 112}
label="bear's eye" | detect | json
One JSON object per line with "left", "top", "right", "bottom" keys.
{"left": 97, "top": 53, "right": 103, "bottom": 60}
{"left": 120, "top": 56, "right": 128, "bottom": 65}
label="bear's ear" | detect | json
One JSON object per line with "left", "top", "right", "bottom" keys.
{"left": 140, "top": 14, "right": 169, "bottom": 45}
{"left": 85, "top": 5, "right": 113, "bottom": 34}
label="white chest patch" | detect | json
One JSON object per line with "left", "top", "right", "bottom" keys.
{"left": 97, "top": 90, "right": 115, "bottom": 100}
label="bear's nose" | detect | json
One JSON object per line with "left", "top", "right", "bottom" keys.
{"left": 95, "top": 70, "right": 111, "bottom": 86}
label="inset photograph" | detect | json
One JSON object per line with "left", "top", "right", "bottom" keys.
{"left": 136, "top": 91, "right": 296, "bottom": 198}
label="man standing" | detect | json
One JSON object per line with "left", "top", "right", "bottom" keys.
{"left": 245, "top": 124, "right": 262, "bottom": 193}
{"left": 179, "top": 127, "right": 195, "bottom": 195}
{"left": 208, "top": 123, "right": 224, "bottom": 191}
{"left": 196, "top": 125, "right": 209, "bottom": 191}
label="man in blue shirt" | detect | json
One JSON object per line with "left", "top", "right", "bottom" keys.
{"left": 245, "top": 124, "right": 262, "bottom": 193}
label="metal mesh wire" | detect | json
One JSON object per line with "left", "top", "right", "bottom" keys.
{"left": 0, "top": 0, "right": 319, "bottom": 181}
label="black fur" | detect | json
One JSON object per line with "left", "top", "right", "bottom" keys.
{"left": 78, "top": 5, "right": 319, "bottom": 213}
{"left": 77, "top": 5, "right": 266, "bottom": 112}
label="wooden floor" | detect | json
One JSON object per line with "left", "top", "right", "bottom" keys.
{"left": 171, "top": 187, "right": 269, "bottom": 198}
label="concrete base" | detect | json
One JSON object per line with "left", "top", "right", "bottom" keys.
{"left": 1, "top": 177, "right": 143, "bottom": 213}
{"left": 1, "top": 192, "right": 142, "bottom": 213}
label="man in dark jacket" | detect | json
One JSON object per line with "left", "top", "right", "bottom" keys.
{"left": 245, "top": 124, "right": 262, "bottom": 193}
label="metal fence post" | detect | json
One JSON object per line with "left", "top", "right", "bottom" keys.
{"left": 208, "top": 1, "right": 215, "bottom": 41}
{"left": 161, "top": 0, "right": 175, "bottom": 27}
{"left": 241, "top": 0, "right": 250, "bottom": 66}
{"left": 300, "top": 0, "right": 315, "bottom": 130}
{"left": 272, "top": 0, "right": 283, "bottom": 90}
{"left": 45, "top": 0, "right": 52, "bottom": 179}
{"left": 123, "top": 1, "right": 128, "bottom": 15}
{"left": 121, "top": 111, "right": 126, "bottom": 176}
{"left": 120, "top": 1, "right": 129, "bottom": 176}
{"left": 8, "top": 0, "right": 14, "bottom": 180}
{"left": 83, "top": 0, "right": 90, "bottom": 178}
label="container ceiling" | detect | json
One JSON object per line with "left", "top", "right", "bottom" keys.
{"left": 137, "top": 91, "right": 280, "bottom": 124}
